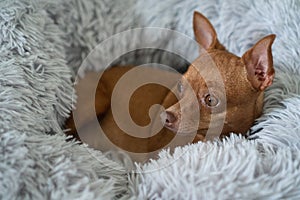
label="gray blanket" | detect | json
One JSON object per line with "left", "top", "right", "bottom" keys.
{"left": 1, "top": 0, "right": 300, "bottom": 199}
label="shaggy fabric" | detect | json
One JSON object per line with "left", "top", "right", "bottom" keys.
{"left": 132, "top": 135, "right": 300, "bottom": 199}
{"left": 1, "top": 0, "right": 300, "bottom": 199}
{"left": 0, "top": 0, "right": 133, "bottom": 199}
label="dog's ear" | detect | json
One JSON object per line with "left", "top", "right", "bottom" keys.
{"left": 193, "top": 11, "right": 225, "bottom": 51}
{"left": 242, "top": 34, "right": 276, "bottom": 91}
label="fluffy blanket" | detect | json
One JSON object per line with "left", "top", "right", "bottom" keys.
{"left": 1, "top": 0, "right": 300, "bottom": 199}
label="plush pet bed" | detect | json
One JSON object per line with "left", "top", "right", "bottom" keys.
{"left": 1, "top": 0, "right": 300, "bottom": 199}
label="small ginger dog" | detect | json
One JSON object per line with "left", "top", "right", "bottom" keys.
{"left": 65, "top": 12, "right": 275, "bottom": 161}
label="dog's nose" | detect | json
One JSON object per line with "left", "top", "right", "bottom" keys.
{"left": 160, "top": 111, "right": 177, "bottom": 127}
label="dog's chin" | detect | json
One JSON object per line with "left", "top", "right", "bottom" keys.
{"left": 197, "top": 128, "right": 208, "bottom": 135}
{"left": 165, "top": 126, "right": 199, "bottom": 136}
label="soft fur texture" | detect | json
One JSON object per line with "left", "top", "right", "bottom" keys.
{"left": 0, "top": 0, "right": 132, "bottom": 199}
{"left": 1, "top": 0, "right": 300, "bottom": 199}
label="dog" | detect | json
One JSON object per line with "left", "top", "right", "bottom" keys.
{"left": 65, "top": 11, "right": 275, "bottom": 161}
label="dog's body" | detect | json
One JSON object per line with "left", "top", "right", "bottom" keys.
{"left": 66, "top": 66, "right": 182, "bottom": 154}
{"left": 65, "top": 12, "right": 275, "bottom": 161}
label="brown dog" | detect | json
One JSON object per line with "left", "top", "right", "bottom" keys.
{"left": 65, "top": 12, "right": 275, "bottom": 161}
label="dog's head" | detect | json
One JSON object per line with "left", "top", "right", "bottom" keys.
{"left": 161, "top": 12, "right": 275, "bottom": 139}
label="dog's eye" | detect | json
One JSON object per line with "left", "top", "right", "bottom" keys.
{"left": 177, "top": 81, "right": 183, "bottom": 93}
{"left": 204, "top": 94, "right": 219, "bottom": 107}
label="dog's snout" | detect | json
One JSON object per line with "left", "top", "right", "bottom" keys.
{"left": 165, "top": 111, "right": 177, "bottom": 124}
{"left": 160, "top": 111, "right": 177, "bottom": 127}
